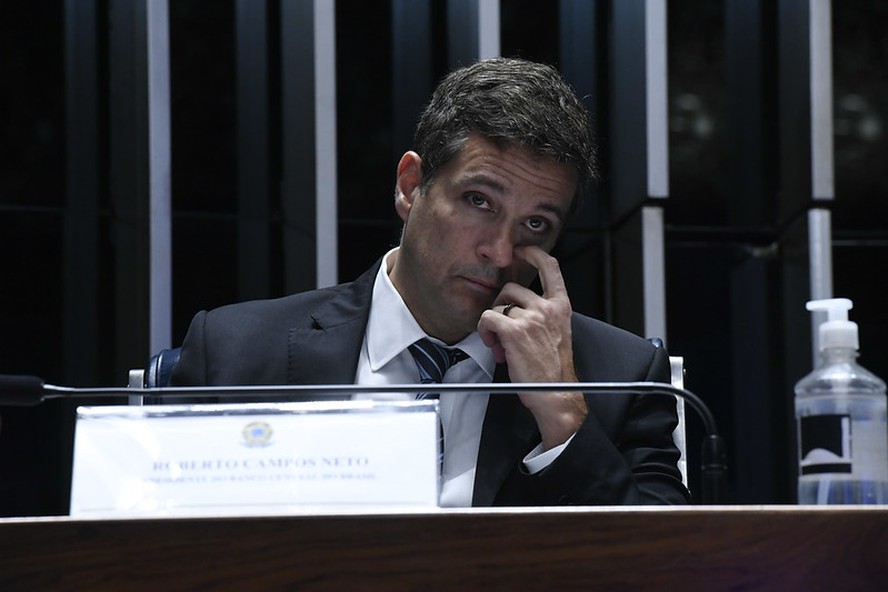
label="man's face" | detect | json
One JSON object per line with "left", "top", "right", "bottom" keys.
{"left": 389, "top": 133, "right": 578, "bottom": 344}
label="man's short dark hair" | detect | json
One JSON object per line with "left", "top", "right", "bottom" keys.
{"left": 413, "top": 57, "right": 597, "bottom": 215}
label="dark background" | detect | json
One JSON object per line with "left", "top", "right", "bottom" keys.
{"left": 2, "top": 0, "right": 887, "bottom": 515}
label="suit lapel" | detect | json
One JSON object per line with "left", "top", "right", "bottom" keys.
{"left": 287, "top": 261, "right": 380, "bottom": 385}
{"left": 285, "top": 258, "right": 540, "bottom": 505}
{"left": 472, "top": 363, "right": 539, "bottom": 506}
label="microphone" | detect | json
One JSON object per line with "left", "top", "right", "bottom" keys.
{"left": 0, "top": 376, "right": 727, "bottom": 503}
{"left": 0, "top": 374, "right": 46, "bottom": 407}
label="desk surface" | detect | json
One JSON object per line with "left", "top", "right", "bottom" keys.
{"left": 1, "top": 506, "right": 886, "bottom": 591}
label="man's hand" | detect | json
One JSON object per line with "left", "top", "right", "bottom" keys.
{"left": 477, "top": 246, "right": 588, "bottom": 450}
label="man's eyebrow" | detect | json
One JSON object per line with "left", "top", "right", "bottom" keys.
{"left": 456, "top": 173, "right": 506, "bottom": 195}
{"left": 537, "top": 203, "right": 567, "bottom": 225}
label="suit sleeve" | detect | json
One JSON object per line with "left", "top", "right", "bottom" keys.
{"left": 166, "top": 296, "right": 327, "bottom": 389}
{"left": 168, "top": 310, "right": 210, "bottom": 386}
{"left": 494, "top": 345, "right": 690, "bottom": 506}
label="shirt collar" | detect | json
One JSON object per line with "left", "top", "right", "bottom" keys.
{"left": 367, "top": 248, "right": 495, "bottom": 379}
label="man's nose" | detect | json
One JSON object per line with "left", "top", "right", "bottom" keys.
{"left": 478, "top": 224, "right": 515, "bottom": 268}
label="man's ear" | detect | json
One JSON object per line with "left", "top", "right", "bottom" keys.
{"left": 394, "top": 151, "right": 423, "bottom": 222}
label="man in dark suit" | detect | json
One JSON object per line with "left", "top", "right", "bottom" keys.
{"left": 171, "top": 58, "right": 689, "bottom": 507}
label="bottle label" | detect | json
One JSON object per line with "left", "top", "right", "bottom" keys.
{"left": 799, "top": 413, "right": 888, "bottom": 479}
{"left": 799, "top": 414, "right": 852, "bottom": 475}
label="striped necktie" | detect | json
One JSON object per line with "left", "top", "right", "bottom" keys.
{"left": 408, "top": 338, "right": 468, "bottom": 398}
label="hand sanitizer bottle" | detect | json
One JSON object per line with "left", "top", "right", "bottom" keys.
{"left": 795, "top": 298, "right": 888, "bottom": 504}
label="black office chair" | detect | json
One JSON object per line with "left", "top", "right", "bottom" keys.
{"left": 144, "top": 347, "right": 181, "bottom": 388}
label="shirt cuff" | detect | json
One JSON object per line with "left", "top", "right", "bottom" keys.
{"left": 523, "top": 433, "right": 576, "bottom": 474}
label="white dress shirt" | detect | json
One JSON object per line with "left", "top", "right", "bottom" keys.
{"left": 354, "top": 248, "right": 568, "bottom": 507}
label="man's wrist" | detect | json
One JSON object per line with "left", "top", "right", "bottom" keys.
{"left": 531, "top": 392, "right": 587, "bottom": 450}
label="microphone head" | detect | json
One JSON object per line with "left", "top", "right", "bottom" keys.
{"left": 0, "top": 375, "right": 46, "bottom": 406}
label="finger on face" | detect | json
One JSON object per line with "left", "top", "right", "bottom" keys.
{"left": 514, "top": 245, "right": 567, "bottom": 299}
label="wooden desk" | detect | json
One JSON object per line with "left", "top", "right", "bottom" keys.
{"left": 1, "top": 506, "right": 885, "bottom": 590}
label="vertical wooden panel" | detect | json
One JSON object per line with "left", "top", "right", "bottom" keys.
{"left": 108, "top": 0, "right": 151, "bottom": 373}
{"left": 314, "top": 0, "right": 337, "bottom": 288}
{"left": 147, "top": 0, "right": 172, "bottom": 355}
{"left": 280, "top": 0, "right": 337, "bottom": 292}
{"left": 64, "top": 0, "right": 99, "bottom": 385}
{"left": 609, "top": 0, "right": 668, "bottom": 342}
{"left": 392, "top": 0, "right": 432, "bottom": 159}
{"left": 280, "top": 0, "right": 317, "bottom": 293}
{"left": 235, "top": 0, "right": 271, "bottom": 300}
{"left": 447, "top": 0, "right": 500, "bottom": 68}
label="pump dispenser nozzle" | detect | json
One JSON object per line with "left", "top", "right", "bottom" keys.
{"left": 806, "top": 298, "right": 859, "bottom": 350}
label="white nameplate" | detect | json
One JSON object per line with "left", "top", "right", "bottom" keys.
{"left": 70, "top": 400, "right": 440, "bottom": 517}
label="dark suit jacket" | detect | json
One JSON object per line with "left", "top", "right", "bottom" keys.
{"left": 170, "top": 261, "right": 690, "bottom": 506}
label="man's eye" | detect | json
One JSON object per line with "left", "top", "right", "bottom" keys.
{"left": 524, "top": 217, "right": 548, "bottom": 232}
{"left": 468, "top": 194, "right": 491, "bottom": 209}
